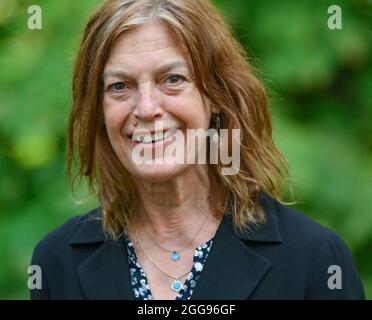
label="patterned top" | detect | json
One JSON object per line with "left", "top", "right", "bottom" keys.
{"left": 124, "top": 236, "right": 214, "bottom": 300}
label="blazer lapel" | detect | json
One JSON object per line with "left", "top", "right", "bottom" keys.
{"left": 70, "top": 210, "right": 134, "bottom": 300}
{"left": 77, "top": 238, "right": 135, "bottom": 300}
{"left": 191, "top": 214, "right": 272, "bottom": 300}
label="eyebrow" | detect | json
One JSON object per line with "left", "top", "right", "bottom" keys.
{"left": 103, "top": 61, "right": 189, "bottom": 81}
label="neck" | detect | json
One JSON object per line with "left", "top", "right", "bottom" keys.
{"left": 129, "top": 165, "right": 223, "bottom": 248}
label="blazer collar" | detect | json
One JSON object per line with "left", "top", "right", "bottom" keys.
{"left": 71, "top": 193, "right": 282, "bottom": 299}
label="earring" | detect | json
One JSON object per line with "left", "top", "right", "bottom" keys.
{"left": 211, "top": 113, "right": 221, "bottom": 145}
{"left": 212, "top": 113, "right": 221, "bottom": 132}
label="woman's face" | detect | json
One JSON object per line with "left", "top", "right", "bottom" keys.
{"left": 103, "top": 21, "right": 213, "bottom": 182}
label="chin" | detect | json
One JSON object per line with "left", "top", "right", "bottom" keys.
{"left": 131, "top": 162, "right": 188, "bottom": 183}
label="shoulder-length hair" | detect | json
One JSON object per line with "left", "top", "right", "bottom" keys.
{"left": 67, "top": 0, "right": 289, "bottom": 239}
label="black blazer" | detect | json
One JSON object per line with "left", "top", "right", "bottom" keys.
{"left": 30, "top": 195, "right": 365, "bottom": 300}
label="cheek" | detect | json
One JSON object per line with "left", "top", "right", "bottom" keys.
{"left": 103, "top": 99, "right": 131, "bottom": 133}
{"left": 167, "top": 91, "right": 211, "bottom": 128}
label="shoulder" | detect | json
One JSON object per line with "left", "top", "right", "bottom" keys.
{"left": 31, "top": 208, "right": 103, "bottom": 263}
{"left": 272, "top": 198, "right": 354, "bottom": 265}
{"left": 30, "top": 208, "right": 103, "bottom": 299}
{"left": 256, "top": 193, "right": 344, "bottom": 247}
{"left": 274, "top": 199, "right": 341, "bottom": 245}
{"left": 270, "top": 199, "right": 365, "bottom": 299}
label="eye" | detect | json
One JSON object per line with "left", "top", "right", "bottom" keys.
{"left": 109, "top": 82, "right": 126, "bottom": 91}
{"left": 164, "top": 74, "right": 186, "bottom": 85}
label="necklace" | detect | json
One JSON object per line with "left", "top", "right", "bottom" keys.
{"left": 137, "top": 214, "right": 209, "bottom": 262}
{"left": 134, "top": 228, "right": 191, "bottom": 292}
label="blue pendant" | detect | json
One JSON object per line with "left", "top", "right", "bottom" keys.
{"left": 171, "top": 251, "right": 180, "bottom": 261}
{"left": 171, "top": 280, "right": 182, "bottom": 292}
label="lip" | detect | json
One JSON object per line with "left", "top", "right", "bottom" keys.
{"left": 128, "top": 127, "right": 178, "bottom": 137}
{"left": 128, "top": 128, "right": 181, "bottom": 148}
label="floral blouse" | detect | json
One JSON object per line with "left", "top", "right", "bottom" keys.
{"left": 124, "top": 236, "right": 214, "bottom": 300}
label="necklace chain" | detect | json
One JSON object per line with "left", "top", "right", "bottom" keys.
{"left": 139, "top": 213, "right": 209, "bottom": 254}
{"left": 130, "top": 212, "right": 221, "bottom": 293}
{"left": 134, "top": 227, "right": 191, "bottom": 280}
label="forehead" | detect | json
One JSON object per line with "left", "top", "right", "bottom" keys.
{"left": 105, "top": 21, "right": 191, "bottom": 71}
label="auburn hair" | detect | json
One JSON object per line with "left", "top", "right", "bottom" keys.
{"left": 67, "top": 0, "right": 289, "bottom": 239}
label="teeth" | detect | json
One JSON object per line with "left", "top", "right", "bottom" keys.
{"left": 153, "top": 132, "right": 164, "bottom": 142}
{"left": 132, "top": 130, "right": 173, "bottom": 143}
{"left": 143, "top": 135, "right": 152, "bottom": 143}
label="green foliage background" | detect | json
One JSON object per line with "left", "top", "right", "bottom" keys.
{"left": 0, "top": 0, "right": 371, "bottom": 299}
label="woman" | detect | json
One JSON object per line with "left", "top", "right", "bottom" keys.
{"left": 30, "top": 0, "right": 365, "bottom": 300}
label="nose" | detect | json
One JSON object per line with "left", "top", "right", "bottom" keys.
{"left": 133, "top": 82, "right": 163, "bottom": 122}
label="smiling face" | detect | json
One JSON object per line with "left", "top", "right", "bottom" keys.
{"left": 102, "top": 21, "right": 214, "bottom": 182}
